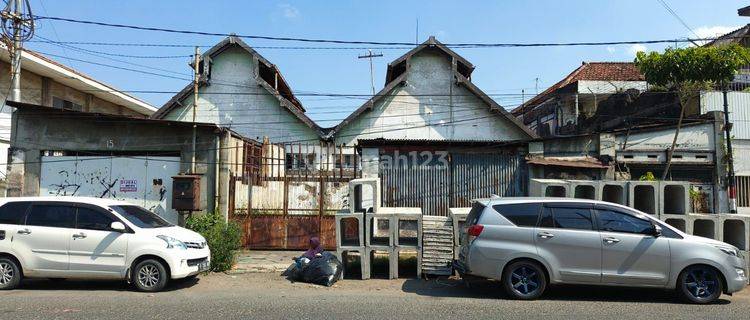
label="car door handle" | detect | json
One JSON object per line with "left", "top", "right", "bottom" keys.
{"left": 17, "top": 228, "right": 31, "bottom": 235}
{"left": 537, "top": 232, "right": 555, "bottom": 239}
{"left": 603, "top": 237, "right": 620, "bottom": 244}
{"left": 72, "top": 232, "right": 87, "bottom": 239}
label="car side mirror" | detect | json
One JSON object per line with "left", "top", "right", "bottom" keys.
{"left": 111, "top": 221, "right": 127, "bottom": 232}
{"left": 651, "top": 224, "right": 662, "bottom": 237}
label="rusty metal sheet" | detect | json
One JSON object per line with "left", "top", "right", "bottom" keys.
{"left": 286, "top": 216, "right": 320, "bottom": 249}
{"left": 249, "top": 215, "right": 286, "bottom": 248}
{"left": 319, "top": 216, "right": 336, "bottom": 250}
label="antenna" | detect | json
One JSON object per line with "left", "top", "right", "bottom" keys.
{"left": 415, "top": 18, "right": 419, "bottom": 45}
{"left": 358, "top": 49, "right": 383, "bottom": 96}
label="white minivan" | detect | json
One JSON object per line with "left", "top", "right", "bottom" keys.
{"left": 0, "top": 197, "right": 210, "bottom": 292}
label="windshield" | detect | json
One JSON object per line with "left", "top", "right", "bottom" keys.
{"left": 110, "top": 205, "right": 172, "bottom": 228}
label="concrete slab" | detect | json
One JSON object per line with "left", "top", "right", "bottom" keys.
{"left": 231, "top": 250, "right": 300, "bottom": 274}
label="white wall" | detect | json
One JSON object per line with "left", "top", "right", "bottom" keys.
{"left": 577, "top": 80, "right": 648, "bottom": 94}
{"left": 334, "top": 50, "right": 529, "bottom": 145}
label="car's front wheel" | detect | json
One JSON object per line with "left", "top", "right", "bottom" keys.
{"left": 0, "top": 257, "right": 21, "bottom": 290}
{"left": 502, "top": 260, "right": 547, "bottom": 300}
{"left": 132, "top": 259, "right": 169, "bottom": 292}
{"left": 677, "top": 265, "right": 723, "bottom": 304}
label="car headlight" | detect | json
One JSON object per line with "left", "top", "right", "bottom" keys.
{"left": 157, "top": 235, "right": 187, "bottom": 250}
{"left": 715, "top": 245, "right": 740, "bottom": 257}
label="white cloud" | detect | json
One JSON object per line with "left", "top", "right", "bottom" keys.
{"left": 628, "top": 44, "right": 648, "bottom": 56}
{"left": 606, "top": 46, "right": 616, "bottom": 54}
{"left": 692, "top": 25, "right": 740, "bottom": 45}
{"left": 278, "top": 4, "right": 300, "bottom": 19}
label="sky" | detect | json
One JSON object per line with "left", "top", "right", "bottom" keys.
{"left": 24, "top": 0, "right": 750, "bottom": 128}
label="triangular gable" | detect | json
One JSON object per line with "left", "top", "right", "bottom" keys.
{"left": 328, "top": 36, "right": 537, "bottom": 139}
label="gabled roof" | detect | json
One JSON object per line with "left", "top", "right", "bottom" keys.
{"left": 703, "top": 24, "right": 750, "bottom": 47}
{"left": 0, "top": 46, "right": 156, "bottom": 115}
{"left": 511, "top": 62, "right": 645, "bottom": 116}
{"left": 151, "top": 36, "right": 323, "bottom": 136}
{"left": 328, "top": 36, "right": 537, "bottom": 139}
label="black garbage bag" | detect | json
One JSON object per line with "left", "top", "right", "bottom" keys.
{"left": 302, "top": 252, "right": 343, "bottom": 286}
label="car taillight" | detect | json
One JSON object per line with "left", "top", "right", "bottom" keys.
{"left": 467, "top": 224, "right": 484, "bottom": 237}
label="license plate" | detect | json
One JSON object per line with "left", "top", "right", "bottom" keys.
{"left": 198, "top": 260, "right": 209, "bottom": 272}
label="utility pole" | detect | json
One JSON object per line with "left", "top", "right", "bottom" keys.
{"left": 191, "top": 46, "right": 200, "bottom": 173}
{"left": 723, "top": 87, "right": 737, "bottom": 213}
{"left": 1, "top": 0, "right": 34, "bottom": 102}
{"left": 358, "top": 49, "right": 383, "bottom": 96}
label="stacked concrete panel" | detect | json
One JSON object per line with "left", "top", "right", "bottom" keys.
{"left": 348, "top": 178, "right": 380, "bottom": 213}
{"left": 601, "top": 181, "right": 628, "bottom": 205}
{"left": 421, "top": 216, "right": 454, "bottom": 276}
{"left": 336, "top": 248, "right": 370, "bottom": 280}
{"left": 628, "top": 181, "right": 660, "bottom": 215}
{"left": 659, "top": 181, "right": 690, "bottom": 215}
{"left": 335, "top": 178, "right": 381, "bottom": 280}
{"left": 335, "top": 210, "right": 364, "bottom": 248}
{"left": 568, "top": 180, "right": 602, "bottom": 200}
{"left": 719, "top": 214, "right": 750, "bottom": 252}
{"left": 449, "top": 207, "right": 471, "bottom": 259}
{"left": 529, "top": 178, "right": 570, "bottom": 197}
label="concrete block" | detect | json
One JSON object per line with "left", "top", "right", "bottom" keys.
{"left": 719, "top": 214, "right": 750, "bottom": 251}
{"left": 692, "top": 217, "right": 719, "bottom": 240}
{"left": 529, "top": 178, "right": 569, "bottom": 197}
{"left": 367, "top": 246, "right": 396, "bottom": 279}
{"left": 628, "top": 181, "right": 659, "bottom": 215}
{"left": 449, "top": 207, "right": 471, "bottom": 251}
{"left": 568, "top": 180, "right": 601, "bottom": 200}
{"left": 660, "top": 181, "right": 690, "bottom": 215}
{"left": 600, "top": 181, "right": 628, "bottom": 205}
{"left": 392, "top": 247, "right": 422, "bottom": 279}
{"left": 348, "top": 178, "right": 380, "bottom": 213}
{"left": 662, "top": 215, "right": 690, "bottom": 233}
{"left": 366, "top": 213, "right": 395, "bottom": 247}
{"left": 336, "top": 247, "right": 370, "bottom": 280}
{"left": 335, "top": 210, "right": 364, "bottom": 248}
{"left": 378, "top": 207, "right": 423, "bottom": 248}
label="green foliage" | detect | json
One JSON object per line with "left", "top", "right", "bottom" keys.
{"left": 634, "top": 44, "right": 750, "bottom": 88}
{"left": 639, "top": 172, "right": 656, "bottom": 181}
{"left": 185, "top": 213, "right": 242, "bottom": 272}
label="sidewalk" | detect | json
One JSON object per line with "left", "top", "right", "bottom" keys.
{"left": 230, "top": 250, "right": 300, "bottom": 274}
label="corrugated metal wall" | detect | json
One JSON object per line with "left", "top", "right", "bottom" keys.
{"left": 380, "top": 151, "right": 527, "bottom": 216}
{"left": 701, "top": 91, "right": 750, "bottom": 139}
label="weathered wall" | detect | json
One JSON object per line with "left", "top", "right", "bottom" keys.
{"left": 334, "top": 50, "right": 530, "bottom": 145}
{"left": 9, "top": 109, "right": 221, "bottom": 217}
{"left": 161, "top": 46, "right": 320, "bottom": 143}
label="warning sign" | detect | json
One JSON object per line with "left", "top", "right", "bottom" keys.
{"left": 120, "top": 179, "right": 138, "bottom": 192}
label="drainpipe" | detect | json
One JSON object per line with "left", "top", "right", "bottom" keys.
{"left": 723, "top": 88, "right": 736, "bottom": 213}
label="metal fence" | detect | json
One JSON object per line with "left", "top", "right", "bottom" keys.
{"left": 380, "top": 150, "right": 527, "bottom": 216}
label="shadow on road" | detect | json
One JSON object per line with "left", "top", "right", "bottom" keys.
{"left": 401, "top": 278, "right": 731, "bottom": 304}
{"left": 17, "top": 276, "right": 201, "bottom": 292}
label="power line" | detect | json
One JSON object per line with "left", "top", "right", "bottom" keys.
{"left": 657, "top": 0, "right": 699, "bottom": 40}
{"left": 33, "top": 14, "right": 727, "bottom": 47}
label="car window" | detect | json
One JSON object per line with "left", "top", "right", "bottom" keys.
{"left": 26, "top": 204, "right": 76, "bottom": 228}
{"left": 596, "top": 209, "right": 652, "bottom": 234}
{"left": 110, "top": 205, "right": 172, "bottom": 228}
{"left": 76, "top": 207, "right": 117, "bottom": 231}
{"left": 539, "top": 206, "right": 594, "bottom": 230}
{"left": 0, "top": 201, "right": 32, "bottom": 225}
{"left": 466, "top": 202, "right": 486, "bottom": 226}
{"left": 493, "top": 203, "right": 541, "bottom": 227}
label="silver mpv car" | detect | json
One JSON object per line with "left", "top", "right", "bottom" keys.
{"left": 453, "top": 198, "right": 748, "bottom": 304}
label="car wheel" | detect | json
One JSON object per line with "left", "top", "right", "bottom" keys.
{"left": 0, "top": 257, "right": 21, "bottom": 290}
{"left": 677, "top": 265, "right": 723, "bottom": 304}
{"left": 502, "top": 260, "right": 547, "bottom": 300}
{"left": 132, "top": 259, "right": 169, "bottom": 292}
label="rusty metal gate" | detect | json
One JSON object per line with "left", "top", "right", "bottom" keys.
{"left": 380, "top": 150, "right": 527, "bottom": 216}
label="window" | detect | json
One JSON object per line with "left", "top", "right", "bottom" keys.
{"left": 335, "top": 154, "right": 356, "bottom": 169}
{"left": 52, "top": 97, "right": 83, "bottom": 111}
{"left": 110, "top": 205, "right": 172, "bottom": 228}
{"left": 493, "top": 203, "right": 541, "bottom": 227}
{"left": 596, "top": 209, "right": 652, "bottom": 234}
{"left": 0, "top": 201, "right": 32, "bottom": 225}
{"left": 539, "top": 206, "right": 594, "bottom": 230}
{"left": 285, "top": 153, "right": 315, "bottom": 170}
{"left": 466, "top": 202, "right": 486, "bottom": 226}
{"left": 26, "top": 205, "right": 76, "bottom": 228}
{"left": 76, "top": 207, "right": 117, "bottom": 231}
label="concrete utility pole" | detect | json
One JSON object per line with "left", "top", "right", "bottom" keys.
{"left": 358, "top": 50, "right": 383, "bottom": 96}
{"left": 723, "top": 88, "right": 737, "bottom": 213}
{"left": 191, "top": 46, "right": 200, "bottom": 173}
{"left": 1, "top": 0, "right": 35, "bottom": 102}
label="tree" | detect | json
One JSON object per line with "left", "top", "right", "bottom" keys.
{"left": 634, "top": 44, "right": 750, "bottom": 180}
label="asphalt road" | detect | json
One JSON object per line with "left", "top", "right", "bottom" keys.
{"left": 2, "top": 273, "right": 749, "bottom": 319}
